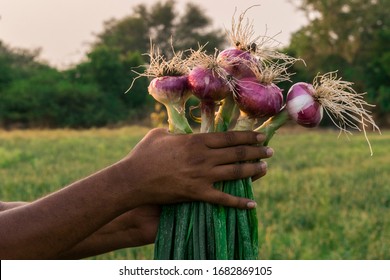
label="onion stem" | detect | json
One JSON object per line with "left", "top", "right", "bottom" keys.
{"left": 154, "top": 205, "right": 175, "bottom": 259}
{"left": 200, "top": 101, "right": 216, "bottom": 133}
{"left": 255, "top": 107, "right": 289, "bottom": 146}
{"left": 165, "top": 103, "right": 193, "bottom": 134}
{"left": 173, "top": 202, "right": 191, "bottom": 259}
{"left": 233, "top": 111, "right": 256, "bottom": 131}
{"left": 215, "top": 94, "right": 237, "bottom": 132}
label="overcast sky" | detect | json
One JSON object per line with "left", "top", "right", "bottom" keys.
{"left": 1, "top": 0, "right": 307, "bottom": 69}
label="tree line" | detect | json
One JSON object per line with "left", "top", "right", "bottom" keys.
{"left": 0, "top": 0, "right": 389, "bottom": 129}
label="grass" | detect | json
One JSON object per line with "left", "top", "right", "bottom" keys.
{"left": 0, "top": 126, "right": 389, "bottom": 259}
{"left": 257, "top": 128, "right": 390, "bottom": 259}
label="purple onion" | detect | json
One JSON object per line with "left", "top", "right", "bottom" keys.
{"left": 235, "top": 77, "right": 284, "bottom": 118}
{"left": 286, "top": 82, "right": 323, "bottom": 127}
{"left": 217, "top": 48, "right": 257, "bottom": 79}
{"left": 148, "top": 75, "right": 191, "bottom": 106}
{"left": 188, "top": 66, "right": 230, "bottom": 102}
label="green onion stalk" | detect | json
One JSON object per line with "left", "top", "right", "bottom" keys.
{"left": 215, "top": 94, "right": 260, "bottom": 260}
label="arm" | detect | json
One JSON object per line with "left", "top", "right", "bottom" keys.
{"left": 56, "top": 205, "right": 161, "bottom": 259}
{"left": 0, "top": 161, "right": 139, "bottom": 260}
{"left": 0, "top": 128, "right": 272, "bottom": 259}
{"left": 0, "top": 201, "right": 161, "bottom": 260}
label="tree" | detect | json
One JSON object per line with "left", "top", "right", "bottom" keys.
{"left": 94, "top": 0, "right": 227, "bottom": 58}
{"left": 65, "top": 46, "right": 152, "bottom": 125}
{"left": 0, "top": 41, "right": 61, "bottom": 128}
{"left": 286, "top": 0, "right": 390, "bottom": 125}
{"left": 174, "top": 2, "right": 226, "bottom": 54}
{"left": 0, "top": 40, "right": 144, "bottom": 128}
{"left": 0, "top": 41, "right": 51, "bottom": 87}
{"left": 288, "top": 0, "right": 388, "bottom": 62}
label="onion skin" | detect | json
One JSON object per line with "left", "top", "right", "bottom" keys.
{"left": 217, "top": 48, "right": 256, "bottom": 79}
{"left": 286, "top": 82, "right": 323, "bottom": 127}
{"left": 235, "top": 77, "right": 284, "bottom": 118}
{"left": 148, "top": 75, "right": 191, "bottom": 106}
{"left": 188, "top": 67, "right": 230, "bottom": 102}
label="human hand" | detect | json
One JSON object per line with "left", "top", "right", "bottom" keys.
{"left": 120, "top": 128, "right": 273, "bottom": 209}
{"left": 56, "top": 205, "right": 161, "bottom": 259}
{"left": 95, "top": 205, "right": 161, "bottom": 247}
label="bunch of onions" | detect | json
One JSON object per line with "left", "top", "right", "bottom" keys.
{"left": 128, "top": 7, "right": 380, "bottom": 261}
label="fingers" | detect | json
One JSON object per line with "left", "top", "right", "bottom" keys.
{"left": 203, "top": 130, "right": 265, "bottom": 148}
{"left": 203, "top": 188, "right": 257, "bottom": 210}
{"left": 210, "top": 145, "right": 273, "bottom": 165}
{"left": 211, "top": 161, "right": 268, "bottom": 182}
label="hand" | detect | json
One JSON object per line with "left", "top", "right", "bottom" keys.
{"left": 120, "top": 128, "right": 273, "bottom": 209}
{"left": 99, "top": 205, "right": 161, "bottom": 248}
{"left": 56, "top": 205, "right": 161, "bottom": 259}
{"left": 94, "top": 205, "right": 161, "bottom": 247}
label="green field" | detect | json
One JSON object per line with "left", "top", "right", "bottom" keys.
{"left": 0, "top": 126, "right": 389, "bottom": 259}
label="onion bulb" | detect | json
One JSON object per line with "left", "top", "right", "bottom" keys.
{"left": 188, "top": 66, "right": 231, "bottom": 102}
{"left": 286, "top": 82, "right": 323, "bottom": 127}
{"left": 148, "top": 75, "right": 191, "bottom": 107}
{"left": 235, "top": 77, "right": 283, "bottom": 119}
{"left": 217, "top": 48, "right": 257, "bottom": 79}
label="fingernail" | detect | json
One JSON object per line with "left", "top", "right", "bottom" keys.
{"left": 266, "top": 147, "right": 274, "bottom": 157}
{"left": 247, "top": 201, "right": 257, "bottom": 209}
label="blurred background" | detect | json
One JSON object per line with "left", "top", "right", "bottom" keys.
{"left": 0, "top": 0, "right": 389, "bottom": 260}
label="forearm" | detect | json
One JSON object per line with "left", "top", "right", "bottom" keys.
{"left": 0, "top": 160, "right": 139, "bottom": 260}
{"left": 0, "top": 203, "right": 140, "bottom": 260}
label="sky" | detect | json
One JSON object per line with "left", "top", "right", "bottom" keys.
{"left": 1, "top": 0, "right": 307, "bottom": 69}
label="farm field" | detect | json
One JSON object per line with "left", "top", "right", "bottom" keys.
{"left": 0, "top": 126, "right": 389, "bottom": 259}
